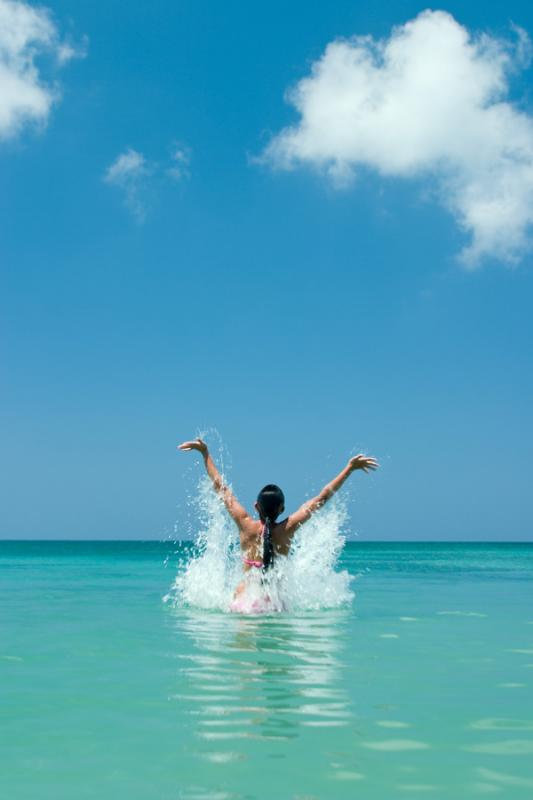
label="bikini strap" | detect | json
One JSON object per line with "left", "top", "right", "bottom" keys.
{"left": 243, "top": 558, "right": 263, "bottom": 568}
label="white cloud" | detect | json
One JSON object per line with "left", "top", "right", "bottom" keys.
{"left": 104, "top": 148, "right": 151, "bottom": 222}
{"left": 262, "top": 10, "right": 533, "bottom": 267}
{"left": 0, "top": 0, "right": 85, "bottom": 141}
{"left": 167, "top": 145, "right": 191, "bottom": 180}
{"left": 56, "top": 36, "right": 88, "bottom": 66}
{"left": 104, "top": 144, "right": 191, "bottom": 220}
{"left": 105, "top": 149, "right": 147, "bottom": 183}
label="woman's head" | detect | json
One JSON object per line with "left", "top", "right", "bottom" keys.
{"left": 256, "top": 484, "right": 285, "bottom": 523}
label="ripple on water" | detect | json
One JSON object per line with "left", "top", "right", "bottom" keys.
{"left": 362, "top": 739, "right": 430, "bottom": 751}
{"left": 171, "top": 609, "right": 353, "bottom": 744}
{"left": 477, "top": 768, "right": 533, "bottom": 789}
{"left": 376, "top": 720, "right": 411, "bottom": 729}
{"left": 200, "top": 731, "right": 288, "bottom": 742}
{"left": 469, "top": 782, "right": 501, "bottom": 793}
{"left": 332, "top": 771, "right": 365, "bottom": 781}
{"left": 170, "top": 693, "right": 240, "bottom": 704}
{"left": 470, "top": 718, "right": 533, "bottom": 731}
{"left": 300, "top": 687, "right": 344, "bottom": 699}
{"left": 293, "top": 702, "right": 351, "bottom": 719}
{"left": 379, "top": 633, "right": 399, "bottom": 639}
{"left": 199, "top": 719, "right": 254, "bottom": 727}
{"left": 201, "top": 752, "right": 244, "bottom": 764}
{"left": 437, "top": 611, "right": 487, "bottom": 617}
{"left": 397, "top": 785, "right": 440, "bottom": 792}
{"left": 180, "top": 790, "right": 241, "bottom": 800}
{"left": 498, "top": 683, "right": 527, "bottom": 688}
{"left": 302, "top": 720, "right": 350, "bottom": 727}
{"left": 466, "top": 740, "right": 533, "bottom": 755}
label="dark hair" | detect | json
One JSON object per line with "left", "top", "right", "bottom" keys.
{"left": 257, "top": 484, "right": 285, "bottom": 571}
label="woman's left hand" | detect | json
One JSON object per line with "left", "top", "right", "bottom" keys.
{"left": 349, "top": 454, "right": 379, "bottom": 473}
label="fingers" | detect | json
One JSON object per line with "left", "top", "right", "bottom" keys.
{"left": 177, "top": 438, "right": 207, "bottom": 452}
{"left": 352, "top": 454, "right": 380, "bottom": 471}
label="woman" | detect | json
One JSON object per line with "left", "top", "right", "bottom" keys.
{"left": 178, "top": 438, "right": 378, "bottom": 612}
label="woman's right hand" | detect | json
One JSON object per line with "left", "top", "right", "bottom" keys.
{"left": 177, "top": 438, "right": 208, "bottom": 454}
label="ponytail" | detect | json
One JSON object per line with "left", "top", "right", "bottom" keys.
{"left": 262, "top": 517, "right": 275, "bottom": 571}
{"left": 256, "top": 484, "right": 285, "bottom": 573}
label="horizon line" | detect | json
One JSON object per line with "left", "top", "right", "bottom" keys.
{"left": 1, "top": 538, "right": 532, "bottom": 544}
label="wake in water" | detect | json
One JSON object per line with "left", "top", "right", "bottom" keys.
{"left": 164, "top": 475, "right": 354, "bottom": 613}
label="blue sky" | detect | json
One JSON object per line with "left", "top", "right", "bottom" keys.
{"left": 1, "top": 0, "right": 532, "bottom": 540}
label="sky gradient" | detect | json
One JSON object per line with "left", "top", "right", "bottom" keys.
{"left": 1, "top": 0, "right": 532, "bottom": 540}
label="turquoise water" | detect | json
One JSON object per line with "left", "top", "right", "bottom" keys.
{"left": 2, "top": 541, "right": 533, "bottom": 799}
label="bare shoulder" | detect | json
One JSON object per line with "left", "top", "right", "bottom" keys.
{"left": 272, "top": 518, "right": 293, "bottom": 556}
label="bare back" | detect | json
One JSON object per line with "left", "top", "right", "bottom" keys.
{"left": 239, "top": 518, "right": 294, "bottom": 569}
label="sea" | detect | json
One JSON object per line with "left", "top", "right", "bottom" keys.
{"left": 2, "top": 494, "right": 533, "bottom": 799}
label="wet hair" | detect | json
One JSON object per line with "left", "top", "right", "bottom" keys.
{"left": 257, "top": 484, "right": 285, "bottom": 571}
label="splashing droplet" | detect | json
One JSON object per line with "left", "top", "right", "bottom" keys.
{"left": 165, "top": 475, "right": 354, "bottom": 612}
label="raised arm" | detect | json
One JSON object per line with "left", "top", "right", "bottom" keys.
{"left": 177, "top": 438, "right": 250, "bottom": 527}
{"left": 286, "top": 454, "right": 379, "bottom": 534}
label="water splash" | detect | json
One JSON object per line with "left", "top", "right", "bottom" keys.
{"left": 164, "top": 475, "right": 354, "bottom": 613}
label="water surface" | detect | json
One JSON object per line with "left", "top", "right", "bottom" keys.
{"left": 2, "top": 541, "right": 533, "bottom": 799}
